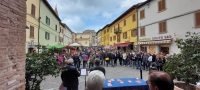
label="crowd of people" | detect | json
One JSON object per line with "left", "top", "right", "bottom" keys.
{"left": 54, "top": 47, "right": 178, "bottom": 90}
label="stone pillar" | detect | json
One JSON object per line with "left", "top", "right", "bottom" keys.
{"left": 0, "top": 0, "right": 26, "bottom": 90}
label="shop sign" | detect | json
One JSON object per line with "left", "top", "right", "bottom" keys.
{"left": 139, "top": 38, "right": 151, "bottom": 41}
{"left": 152, "top": 35, "right": 172, "bottom": 40}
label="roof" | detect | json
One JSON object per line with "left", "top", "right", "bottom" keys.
{"left": 43, "top": 0, "right": 61, "bottom": 21}
{"left": 101, "top": 24, "right": 110, "bottom": 31}
{"left": 96, "top": 29, "right": 102, "bottom": 34}
{"left": 137, "top": 0, "right": 152, "bottom": 9}
{"left": 62, "top": 23, "right": 73, "bottom": 33}
{"left": 109, "top": 3, "right": 139, "bottom": 26}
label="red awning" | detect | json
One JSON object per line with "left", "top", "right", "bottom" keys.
{"left": 114, "top": 42, "right": 132, "bottom": 47}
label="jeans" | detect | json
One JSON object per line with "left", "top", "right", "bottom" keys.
{"left": 148, "top": 61, "right": 152, "bottom": 70}
{"left": 132, "top": 61, "right": 136, "bottom": 68}
{"left": 123, "top": 59, "right": 127, "bottom": 65}
{"left": 142, "top": 62, "right": 148, "bottom": 70}
{"left": 83, "top": 60, "right": 86, "bottom": 68}
{"left": 74, "top": 62, "right": 79, "bottom": 68}
{"left": 110, "top": 59, "right": 114, "bottom": 66}
{"left": 89, "top": 62, "right": 94, "bottom": 68}
{"left": 106, "top": 60, "right": 110, "bottom": 66}
{"left": 136, "top": 60, "right": 142, "bottom": 69}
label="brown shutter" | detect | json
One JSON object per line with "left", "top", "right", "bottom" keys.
{"left": 159, "top": 22, "right": 162, "bottom": 33}
{"left": 140, "top": 28, "right": 143, "bottom": 36}
{"left": 158, "top": 1, "right": 162, "bottom": 12}
{"left": 163, "top": 21, "right": 166, "bottom": 32}
{"left": 162, "top": 0, "right": 166, "bottom": 10}
{"left": 143, "top": 27, "right": 145, "bottom": 36}
{"left": 30, "top": 26, "right": 34, "bottom": 37}
{"left": 140, "top": 10, "right": 142, "bottom": 19}
{"left": 132, "top": 14, "right": 135, "bottom": 21}
{"left": 195, "top": 11, "right": 200, "bottom": 27}
{"left": 143, "top": 10, "right": 145, "bottom": 18}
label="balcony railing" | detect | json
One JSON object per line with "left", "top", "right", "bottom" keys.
{"left": 114, "top": 27, "right": 122, "bottom": 34}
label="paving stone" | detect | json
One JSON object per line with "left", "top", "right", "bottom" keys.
{"left": 40, "top": 65, "right": 149, "bottom": 90}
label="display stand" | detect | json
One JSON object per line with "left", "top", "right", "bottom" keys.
{"left": 81, "top": 69, "right": 89, "bottom": 90}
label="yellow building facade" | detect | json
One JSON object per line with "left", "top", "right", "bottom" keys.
{"left": 75, "top": 33, "right": 91, "bottom": 47}
{"left": 26, "top": 0, "right": 40, "bottom": 53}
{"left": 101, "top": 24, "right": 110, "bottom": 46}
{"left": 100, "top": 4, "right": 139, "bottom": 51}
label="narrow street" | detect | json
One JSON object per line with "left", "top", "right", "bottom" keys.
{"left": 40, "top": 65, "right": 149, "bottom": 90}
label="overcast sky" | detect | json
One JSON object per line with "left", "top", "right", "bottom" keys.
{"left": 47, "top": 0, "right": 146, "bottom": 33}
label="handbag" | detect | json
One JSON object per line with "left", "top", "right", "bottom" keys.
{"left": 105, "top": 57, "right": 109, "bottom": 60}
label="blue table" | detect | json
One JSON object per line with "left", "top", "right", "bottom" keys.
{"left": 103, "top": 78, "right": 149, "bottom": 90}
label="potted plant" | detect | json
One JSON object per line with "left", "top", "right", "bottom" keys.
{"left": 164, "top": 32, "right": 200, "bottom": 90}
{"left": 25, "top": 46, "right": 61, "bottom": 90}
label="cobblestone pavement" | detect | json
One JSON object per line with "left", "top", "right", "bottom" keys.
{"left": 40, "top": 65, "right": 149, "bottom": 90}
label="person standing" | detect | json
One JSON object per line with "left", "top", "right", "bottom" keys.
{"left": 81, "top": 53, "right": 87, "bottom": 68}
{"left": 142, "top": 53, "right": 148, "bottom": 70}
{"left": 110, "top": 52, "right": 115, "bottom": 67}
{"left": 90, "top": 58, "right": 106, "bottom": 75}
{"left": 105, "top": 53, "right": 110, "bottom": 67}
{"left": 61, "top": 58, "right": 80, "bottom": 90}
{"left": 147, "top": 54, "right": 152, "bottom": 71}
{"left": 89, "top": 54, "right": 96, "bottom": 68}
{"left": 72, "top": 54, "right": 80, "bottom": 69}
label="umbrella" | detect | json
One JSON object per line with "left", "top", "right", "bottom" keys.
{"left": 46, "top": 44, "right": 66, "bottom": 49}
{"left": 69, "top": 43, "right": 82, "bottom": 47}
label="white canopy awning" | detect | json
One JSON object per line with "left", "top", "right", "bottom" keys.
{"left": 69, "top": 42, "right": 82, "bottom": 46}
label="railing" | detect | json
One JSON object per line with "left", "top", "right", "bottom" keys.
{"left": 114, "top": 27, "right": 122, "bottom": 34}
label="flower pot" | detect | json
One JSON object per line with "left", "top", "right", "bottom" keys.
{"left": 174, "top": 81, "right": 200, "bottom": 90}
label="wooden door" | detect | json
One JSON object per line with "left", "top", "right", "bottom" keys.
{"left": 149, "top": 45, "right": 156, "bottom": 54}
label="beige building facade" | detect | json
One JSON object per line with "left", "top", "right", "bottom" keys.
{"left": 75, "top": 30, "right": 96, "bottom": 46}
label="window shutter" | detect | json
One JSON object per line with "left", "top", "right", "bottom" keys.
{"left": 140, "top": 28, "right": 143, "bottom": 36}
{"left": 33, "top": 5, "right": 35, "bottom": 16}
{"left": 158, "top": 1, "right": 162, "bottom": 12}
{"left": 143, "top": 10, "right": 145, "bottom": 18}
{"left": 159, "top": 22, "right": 162, "bottom": 33}
{"left": 163, "top": 21, "right": 166, "bottom": 32}
{"left": 140, "top": 11, "right": 142, "bottom": 19}
{"left": 162, "top": 0, "right": 166, "bottom": 10}
{"left": 132, "top": 14, "right": 135, "bottom": 21}
{"left": 195, "top": 11, "right": 200, "bottom": 27}
{"left": 143, "top": 27, "right": 145, "bottom": 36}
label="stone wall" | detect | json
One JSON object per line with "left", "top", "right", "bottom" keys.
{"left": 0, "top": 0, "right": 26, "bottom": 90}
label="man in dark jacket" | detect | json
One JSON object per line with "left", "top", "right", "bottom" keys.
{"left": 61, "top": 58, "right": 80, "bottom": 90}
{"left": 72, "top": 54, "right": 80, "bottom": 69}
{"left": 90, "top": 58, "right": 105, "bottom": 75}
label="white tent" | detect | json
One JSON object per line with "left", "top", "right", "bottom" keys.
{"left": 69, "top": 43, "right": 82, "bottom": 47}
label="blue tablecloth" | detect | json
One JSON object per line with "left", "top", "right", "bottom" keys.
{"left": 103, "top": 78, "right": 149, "bottom": 90}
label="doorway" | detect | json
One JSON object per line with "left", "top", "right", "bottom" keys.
{"left": 28, "top": 48, "right": 34, "bottom": 53}
{"left": 160, "top": 47, "right": 169, "bottom": 54}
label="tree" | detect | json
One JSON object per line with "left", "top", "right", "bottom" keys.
{"left": 25, "top": 46, "right": 61, "bottom": 90}
{"left": 164, "top": 32, "right": 200, "bottom": 89}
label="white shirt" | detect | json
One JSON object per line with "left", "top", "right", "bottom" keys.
{"left": 148, "top": 56, "right": 152, "bottom": 62}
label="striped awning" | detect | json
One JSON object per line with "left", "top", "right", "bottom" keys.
{"left": 138, "top": 40, "right": 172, "bottom": 45}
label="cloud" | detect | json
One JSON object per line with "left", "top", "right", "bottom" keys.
{"left": 47, "top": 0, "right": 146, "bottom": 33}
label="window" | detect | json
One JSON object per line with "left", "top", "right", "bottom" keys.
{"left": 104, "top": 30, "right": 106, "bottom": 34}
{"left": 46, "top": 16, "right": 50, "bottom": 25}
{"left": 123, "top": 32, "right": 127, "bottom": 39}
{"left": 55, "top": 25, "right": 57, "bottom": 30}
{"left": 132, "top": 14, "right": 136, "bottom": 21}
{"left": 117, "top": 34, "right": 120, "bottom": 42}
{"left": 195, "top": 11, "right": 200, "bottom": 28}
{"left": 30, "top": 25, "right": 34, "bottom": 38}
{"left": 159, "top": 21, "right": 167, "bottom": 33}
{"left": 158, "top": 0, "right": 166, "bottom": 12}
{"left": 113, "top": 36, "right": 116, "bottom": 40}
{"left": 45, "top": 32, "right": 50, "bottom": 40}
{"left": 140, "top": 9, "right": 145, "bottom": 19}
{"left": 124, "top": 20, "right": 126, "bottom": 26}
{"left": 31, "top": 4, "right": 35, "bottom": 16}
{"left": 110, "top": 37, "right": 112, "bottom": 41}
{"left": 131, "top": 29, "right": 137, "bottom": 37}
{"left": 55, "top": 36, "right": 57, "bottom": 42}
{"left": 60, "top": 27, "right": 62, "bottom": 33}
{"left": 107, "top": 29, "right": 109, "bottom": 32}
{"left": 140, "top": 27, "right": 145, "bottom": 36}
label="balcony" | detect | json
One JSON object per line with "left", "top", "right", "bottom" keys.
{"left": 114, "top": 27, "right": 122, "bottom": 34}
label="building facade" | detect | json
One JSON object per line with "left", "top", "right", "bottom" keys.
{"left": 96, "top": 29, "right": 102, "bottom": 46}
{"left": 63, "top": 23, "right": 73, "bottom": 45}
{"left": 39, "top": 0, "right": 61, "bottom": 49}
{"left": 138, "top": 0, "right": 200, "bottom": 54}
{"left": 59, "top": 22, "right": 64, "bottom": 44}
{"left": 75, "top": 30, "right": 96, "bottom": 46}
{"left": 26, "top": 0, "right": 40, "bottom": 53}
{"left": 100, "top": 4, "right": 139, "bottom": 51}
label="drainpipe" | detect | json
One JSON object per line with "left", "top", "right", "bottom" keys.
{"left": 38, "top": 0, "right": 41, "bottom": 53}
{"left": 137, "top": 9, "right": 139, "bottom": 52}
